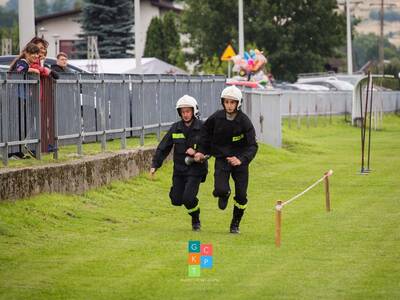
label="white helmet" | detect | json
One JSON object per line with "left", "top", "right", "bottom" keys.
{"left": 176, "top": 95, "right": 199, "bottom": 119}
{"left": 220, "top": 85, "right": 243, "bottom": 109}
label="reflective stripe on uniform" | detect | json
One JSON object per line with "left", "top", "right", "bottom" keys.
{"left": 232, "top": 134, "right": 244, "bottom": 142}
{"left": 187, "top": 204, "right": 200, "bottom": 213}
{"left": 172, "top": 133, "right": 185, "bottom": 139}
{"left": 234, "top": 200, "right": 247, "bottom": 210}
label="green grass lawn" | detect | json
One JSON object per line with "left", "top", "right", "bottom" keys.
{"left": 0, "top": 115, "right": 399, "bottom": 300}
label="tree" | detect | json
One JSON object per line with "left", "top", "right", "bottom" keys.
{"left": 163, "top": 12, "right": 181, "bottom": 65}
{"left": 353, "top": 33, "right": 400, "bottom": 71}
{"left": 78, "top": 0, "right": 134, "bottom": 58}
{"left": 0, "top": 5, "right": 19, "bottom": 54}
{"left": 144, "top": 12, "right": 184, "bottom": 67}
{"left": 181, "top": 0, "right": 346, "bottom": 81}
{"left": 181, "top": 0, "right": 237, "bottom": 64}
{"left": 51, "top": 0, "right": 69, "bottom": 13}
{"left": 5, "top": 0, "right": 18, "bottom": 12}
{"left": 144, "top": 17, "right": 165, "bottom": 59}
{"left": 35, "top": 0, "right": 49, "bottom": 17}
{"left": 0, "top": 5, "right": 18, "bottom": 27}
{"left": 250, "top": 0, "right": 346, "bottom": 81}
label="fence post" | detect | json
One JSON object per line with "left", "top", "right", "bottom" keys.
{"left": 324, "top": 170, "right": 333, "bottom": 212}
{"left": 35, "top": 75, "right": 41, "bottom": 160}
{"left": 121, "top": 74, "right": 127, "bottom": 150}
{"left": 324, "top": 176, "right": 331, "bottom": 212}
{"left": 140, "top": 74, "right": 144, "bottom": 146}
{"left": 101, "top": 74, "right": 106, "bottom": 152}
{"left": 314, "top": 103, "right": 318, "bottom": 127}
{"left": 2, "top": 77, "right": 8, "bottom": 166}
{"left": 275, "top": 200, "right": 282, "bottom": 248}
{"left": 157, "top": 74, "right": 161, "bottom": 142}
{"left": 288, "top": 99, "right": 292, "bottom": 129}
{"left": 297, "top": 108, "right": 301, "bottom": 129}
{"left": 53, "top": 78, "right": 59, "bottom": 159}
{"left": 77, "top": 74, "right": 83, "bottom": 155}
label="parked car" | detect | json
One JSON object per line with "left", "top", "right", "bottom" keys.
{"left": 296, "top": 76, "right": 354, "bottom": 91}
{"left": 0, "top": 64, "right": 9, "bottom": 72}
{"left": 273, "top": 82, "right": 329, "bottom": 91}
{"left": 0, "top": 55, "right": 88, "bottom": 73}
{"left": 289, "top": 83, "right": 330, "bottom": 91}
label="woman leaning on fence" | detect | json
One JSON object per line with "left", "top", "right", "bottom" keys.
{"left": 9, "top": 43, "right": 41, "bottom": 74}
{"left": 8, "top": 43, "right": 41, "bottom": 158}
{"left": 28, "top": 37, "right": 59, "bottom": 80}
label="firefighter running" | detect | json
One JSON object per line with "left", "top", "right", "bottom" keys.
{"left": 194, "top": 85, "right": 258, "bottom": 234}
{"left": 150, "top": 95, "right": 208, "bottom": 231}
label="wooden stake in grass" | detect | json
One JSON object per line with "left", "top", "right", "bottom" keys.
{"left": 324, "top": 170, "right": 333, "bottom": 212}
{"left": 275, "top": 200, "right": 282, "bottom": 248}
{"left": 324, "top": 176, "right": 331, "bottom": 212}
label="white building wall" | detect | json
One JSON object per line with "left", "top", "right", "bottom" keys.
{"left": 37, "top": 16, "right": 82, "bottom": 57}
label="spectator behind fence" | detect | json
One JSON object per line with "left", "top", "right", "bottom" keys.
{"left": 28, "top": 36, "right": 59, "bottom": 79}
{"left": 9, "top": 43, "right": 40, "bottom": 74}
{"left": 8, "top": 43, "right": 41, "bottom": 159}
{"left": 51, "top": 52, "right": 69, "bottom": 73}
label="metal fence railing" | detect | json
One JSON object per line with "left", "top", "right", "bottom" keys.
{"left": 0, "top": 73, "right": 41, "bottom": 165}
{"left": 2, "top": 73, "right": 399, "bottom": 166}
{"left": 243, "top": 89, "right": 400, "bottom": 148}
{"left": 0, "top": 73, "right": 226, "bottom": 165}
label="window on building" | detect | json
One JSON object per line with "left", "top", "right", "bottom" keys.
{"left": 59, "top": 40, "right": 79, "bottom": 59}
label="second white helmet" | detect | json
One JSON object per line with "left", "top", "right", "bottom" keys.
{"left": 220, "top": 85, "right": 243, "bottom": 109}
{"left": 176, "top": 95, "right": 199, "bottom": 119}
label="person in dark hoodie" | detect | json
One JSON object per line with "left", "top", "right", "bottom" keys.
{"left": 194, "top": 85, "right": 258, "bottom": 234}
{"left": 51, "top": 52, "right": 69, "bottom": 73}
{"left": 150, "top": 95, "right": 208, "bottom": 231}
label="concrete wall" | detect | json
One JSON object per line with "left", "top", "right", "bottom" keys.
{"left": 0, "top": 147, "right": 159, "bottom": 201}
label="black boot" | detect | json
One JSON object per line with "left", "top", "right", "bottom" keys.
{"left": 230, "top": 219, "right": 240, "bottom": 234}
{"left": 214, "top": 190, "right": 231, "bottom": 210}
{"left": 189, "top": 209, "right": 201, "bottom": 231}
{"left": 230, "top": 206, "right": 244, "bottom": 234}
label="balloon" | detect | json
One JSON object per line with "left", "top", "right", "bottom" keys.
{"left": 244, "top": 51, "right": 250, "bottom": 61}
{"left": 249, "top": 49, "right": 256, "bottom": 59}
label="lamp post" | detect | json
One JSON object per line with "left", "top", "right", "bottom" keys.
{"left": 38, "top": 27, "right": 47, "bottom": 39}
{"left": 18, "top": 0, "right": 35, "bottom": 51}
{"left": 238, "top": 0, "right": 244, "bottom": 57}
{"left": 398, "top": 72, "right": 400, "bottom": 90}
{"left": 134, "top": 0, "right": 142, "bottom": 73}
{"left": 346, "top": 0, "right": 353, "bottom": 74}
{"left": 52, "top": 33, "right": 60, "bottom": 57}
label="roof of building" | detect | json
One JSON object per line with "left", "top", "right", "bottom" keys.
{"left": 35, "top": 1, "right": 182, "bottom": 24}
{"left": 150, "top": 0, "right": 183, "bottom": 12}
{"left": 35, "top": 9, "right": 81, "bottom": 24}
{"left": 68, "top": 57, "right": 188, "bottom": 75}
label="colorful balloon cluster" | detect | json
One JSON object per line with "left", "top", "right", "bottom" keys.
{"left": 231, "top": 49, "right": 267, "bottom": 78}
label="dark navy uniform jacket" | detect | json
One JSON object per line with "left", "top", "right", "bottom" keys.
{"left": 152, "top": 118, "right": 208, "bottom": 177}
{"left": 197, "top": 109, "right": 258, "bottom": 165}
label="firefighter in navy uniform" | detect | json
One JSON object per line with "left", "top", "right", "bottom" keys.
{"left": 194, "top": 86, "right": 258, "bottom": 234}
{"left": 150, "top": 95, "right": 207, "bottom": 231}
